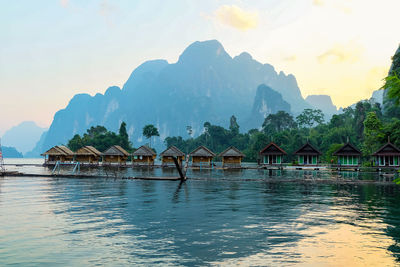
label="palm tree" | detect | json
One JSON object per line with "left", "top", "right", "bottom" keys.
{"left": 142, "top": 124, "right": 159, "bottom": 147}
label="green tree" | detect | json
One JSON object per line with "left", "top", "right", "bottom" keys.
{"left": 118, "top": 122, "right": 131, "bottom": 150}
{"left": 382, "top": 72, "right": 400, "bottom": 105}
{"left": 262, "top": 111, "right": 296, "bottom": 134}
{"left": 325, "top": 143, "right": 343, "bottom": 164}
{"left": 86, "top": 125, "right": 107, "bottom": 137}
{"left": 363, "top": 112, "right": 384, "bottom": 156}
{"left": 66, "top": 124, "right": 133, "bottom": 152}
{"left": 296, "top": 109, "right": 324, "bottom": 129}
{"left": 68, "top": 134, "right": 84, "bottom": 151}
{"left": 142, "top": 124, "right": 159, "bottom": 147}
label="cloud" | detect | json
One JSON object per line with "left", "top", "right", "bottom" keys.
{"left": 215, "top": 5, "right": 259, "bottom": 31}
{"left": 318, "top": 41, "right": 363, "bottom": 64}
{"left": 312, "top": 0, "right": 352, "bottom": 13}
{"left": 313, "top": 0, "right": 324, "bottom": 6}
{"left": 283, "top": 55, "right": 297, "bottom": 62}
{"left": 60, "top": 0, "right": 69, "bottom": 8}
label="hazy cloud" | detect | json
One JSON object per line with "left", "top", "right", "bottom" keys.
{"left": 313, "top": 0, "right": 324, "bottom": 6}
{"left": 60, "top": 0, "right": 69, "bottom": 8}
{"left": 283, "top": 55, "right": 297, "bottom": 62}
{"left": 313, "top": 0, "right": 352, "bottom": 13}
{"left": 215, "top": 5, "right": 259, "bottom": 31}
{"left": 318, "top": 41, "right": 363, "bottom": 64}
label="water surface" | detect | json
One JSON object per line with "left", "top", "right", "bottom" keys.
{"left": 1, "top": 159, "right": 400, "bottom": 266}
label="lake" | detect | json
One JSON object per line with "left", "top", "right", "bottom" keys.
{"left": 1, "top": 159, "right": 400, "bottom": 266}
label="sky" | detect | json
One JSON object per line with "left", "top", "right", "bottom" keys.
{"left": 1, "top": 0, "right": 399, "bottom": 135}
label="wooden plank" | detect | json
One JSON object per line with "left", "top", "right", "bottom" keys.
{"left": 134, "top": 176, "right": 180, "bottom": 181}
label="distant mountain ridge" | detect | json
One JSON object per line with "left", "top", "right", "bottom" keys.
{"left": 247, "top": 84, "right": 291, "bottom": 129}
{"left": 2, "top": 146, "right": 23, "bottom": 158}
{"left": 39, "top": 40, "right": 311, "bottom": 153}
{"left": 305, "top": 95, "right": 338, "bottom": 120}
{"left": 2, "top": 121, "right": 47, "bottom": 155}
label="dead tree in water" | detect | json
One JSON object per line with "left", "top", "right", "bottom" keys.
{"left": 173, "top": 156, "right": 189, "bottom": 182}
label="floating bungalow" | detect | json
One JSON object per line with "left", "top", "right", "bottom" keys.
{"left": 373, "top": 141, "right": 400, "bottom": 167}
{"left": 294, "top": 142, "right": 322, "bottom": 165}
{"left": 259, "top": 142, "right": 287, "bottom": 165}
{"left": 160, "top": 146, "right": 185, "bottom": 167}
{"left": 132, "top": 145, "right": 157, "bottom": 166}
{"left": 41, "top": 145, "right": 74, "bottom": 164}
{"left": 102, "top": 145, "right": 130, "bottom": 164}
{"left": 333, "top": 142, "right": 361, "bottom": 166}
{"left": 74, "top": 146, "right": 102, "bottom": 164}
{"left": 218, "top": 146, "right": 245, "bottom": 167}
{"left": 190, "top": 146, "right": 215, "bottom": 167}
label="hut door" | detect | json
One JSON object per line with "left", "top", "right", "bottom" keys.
{"left": 269, "top": 155, "right": 273, "bottom": 164}
{"left": 385, "top": 156, "right": 389, "bottom": 166}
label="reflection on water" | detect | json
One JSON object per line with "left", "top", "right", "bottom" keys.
{"left": 1, "top": 159, "right": 400, "bottom": 265}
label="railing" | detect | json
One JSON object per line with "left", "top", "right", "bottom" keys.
{"left": 51, "top": 161, "right": 81, "bottom": 175}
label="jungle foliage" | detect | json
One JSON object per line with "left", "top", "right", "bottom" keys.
{"left": 67, "top": 122, "right": 133, "bottom": 152}
{"left": 165, "top": 102, "right": 400, "bottom": 163}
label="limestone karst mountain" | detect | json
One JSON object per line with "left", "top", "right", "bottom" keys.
{"left": 39, "top": 40, "right": 310, "bottom": 153}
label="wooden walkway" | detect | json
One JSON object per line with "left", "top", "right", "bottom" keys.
{"left": 4, "top": 162, "right": 400, "bottom": 172}
{"left": 0, "top": 171, "right": 398, "bottom": 186}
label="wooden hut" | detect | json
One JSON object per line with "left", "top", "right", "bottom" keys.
{"left": 259, "top": 142, "right": 287, "bottom": 165}
{"left": 219, "top": 146, "right": 245, "bottom": 167}
{"left": 102, "top": 145, "right": 129, "bottom": 164}
{"left": 132, "top": 145, "right": 156, "bottom": 166}
{"left": 74, "top": 146, "right": 102, "bottom": 164}
{"left": 333, "top": 142, "right": 361, "bottom": 166}
{"left": 373, "top": 141, "right": 400, "bottom": 167}
{"left": 294, "top": 142, "right": 322, "bottom": 165}
{"left": 190, "top": 146, "right": 215, "bottom": 167}
{"left": 41, "top": 145, "right": 74, "bottom": 164}
{"left": 160, "top": 146, "right": 185, "bottom": 167}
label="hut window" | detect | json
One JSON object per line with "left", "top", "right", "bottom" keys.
{"left": 139, "top": 156, "right": 143, "bottom": 160}
{"left": 379, "top": 156, "right": 384, "bottom": 166}
{"left": 312, "top": 156, "right": 317, "bottom": 165}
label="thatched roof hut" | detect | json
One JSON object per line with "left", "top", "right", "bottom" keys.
{"left": 74, "top": 146, "right": 102, "bottom": 163}
{"left": 160, "top": 146, "right": 185, "bottom": 166}
{"left": 218, "top": 146, "right": 244, "bottom": 167}
{"left": 190, "top": 146, "right": 215, "bottom": 167}
{"left": 102, "top": 145, "right": 130, "bottom": 164}
{"left": 132, "top": 145, "right": 156, "bottom": 166}
{"left": 41, "top": 145, "right": 74, "bottom": 163}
